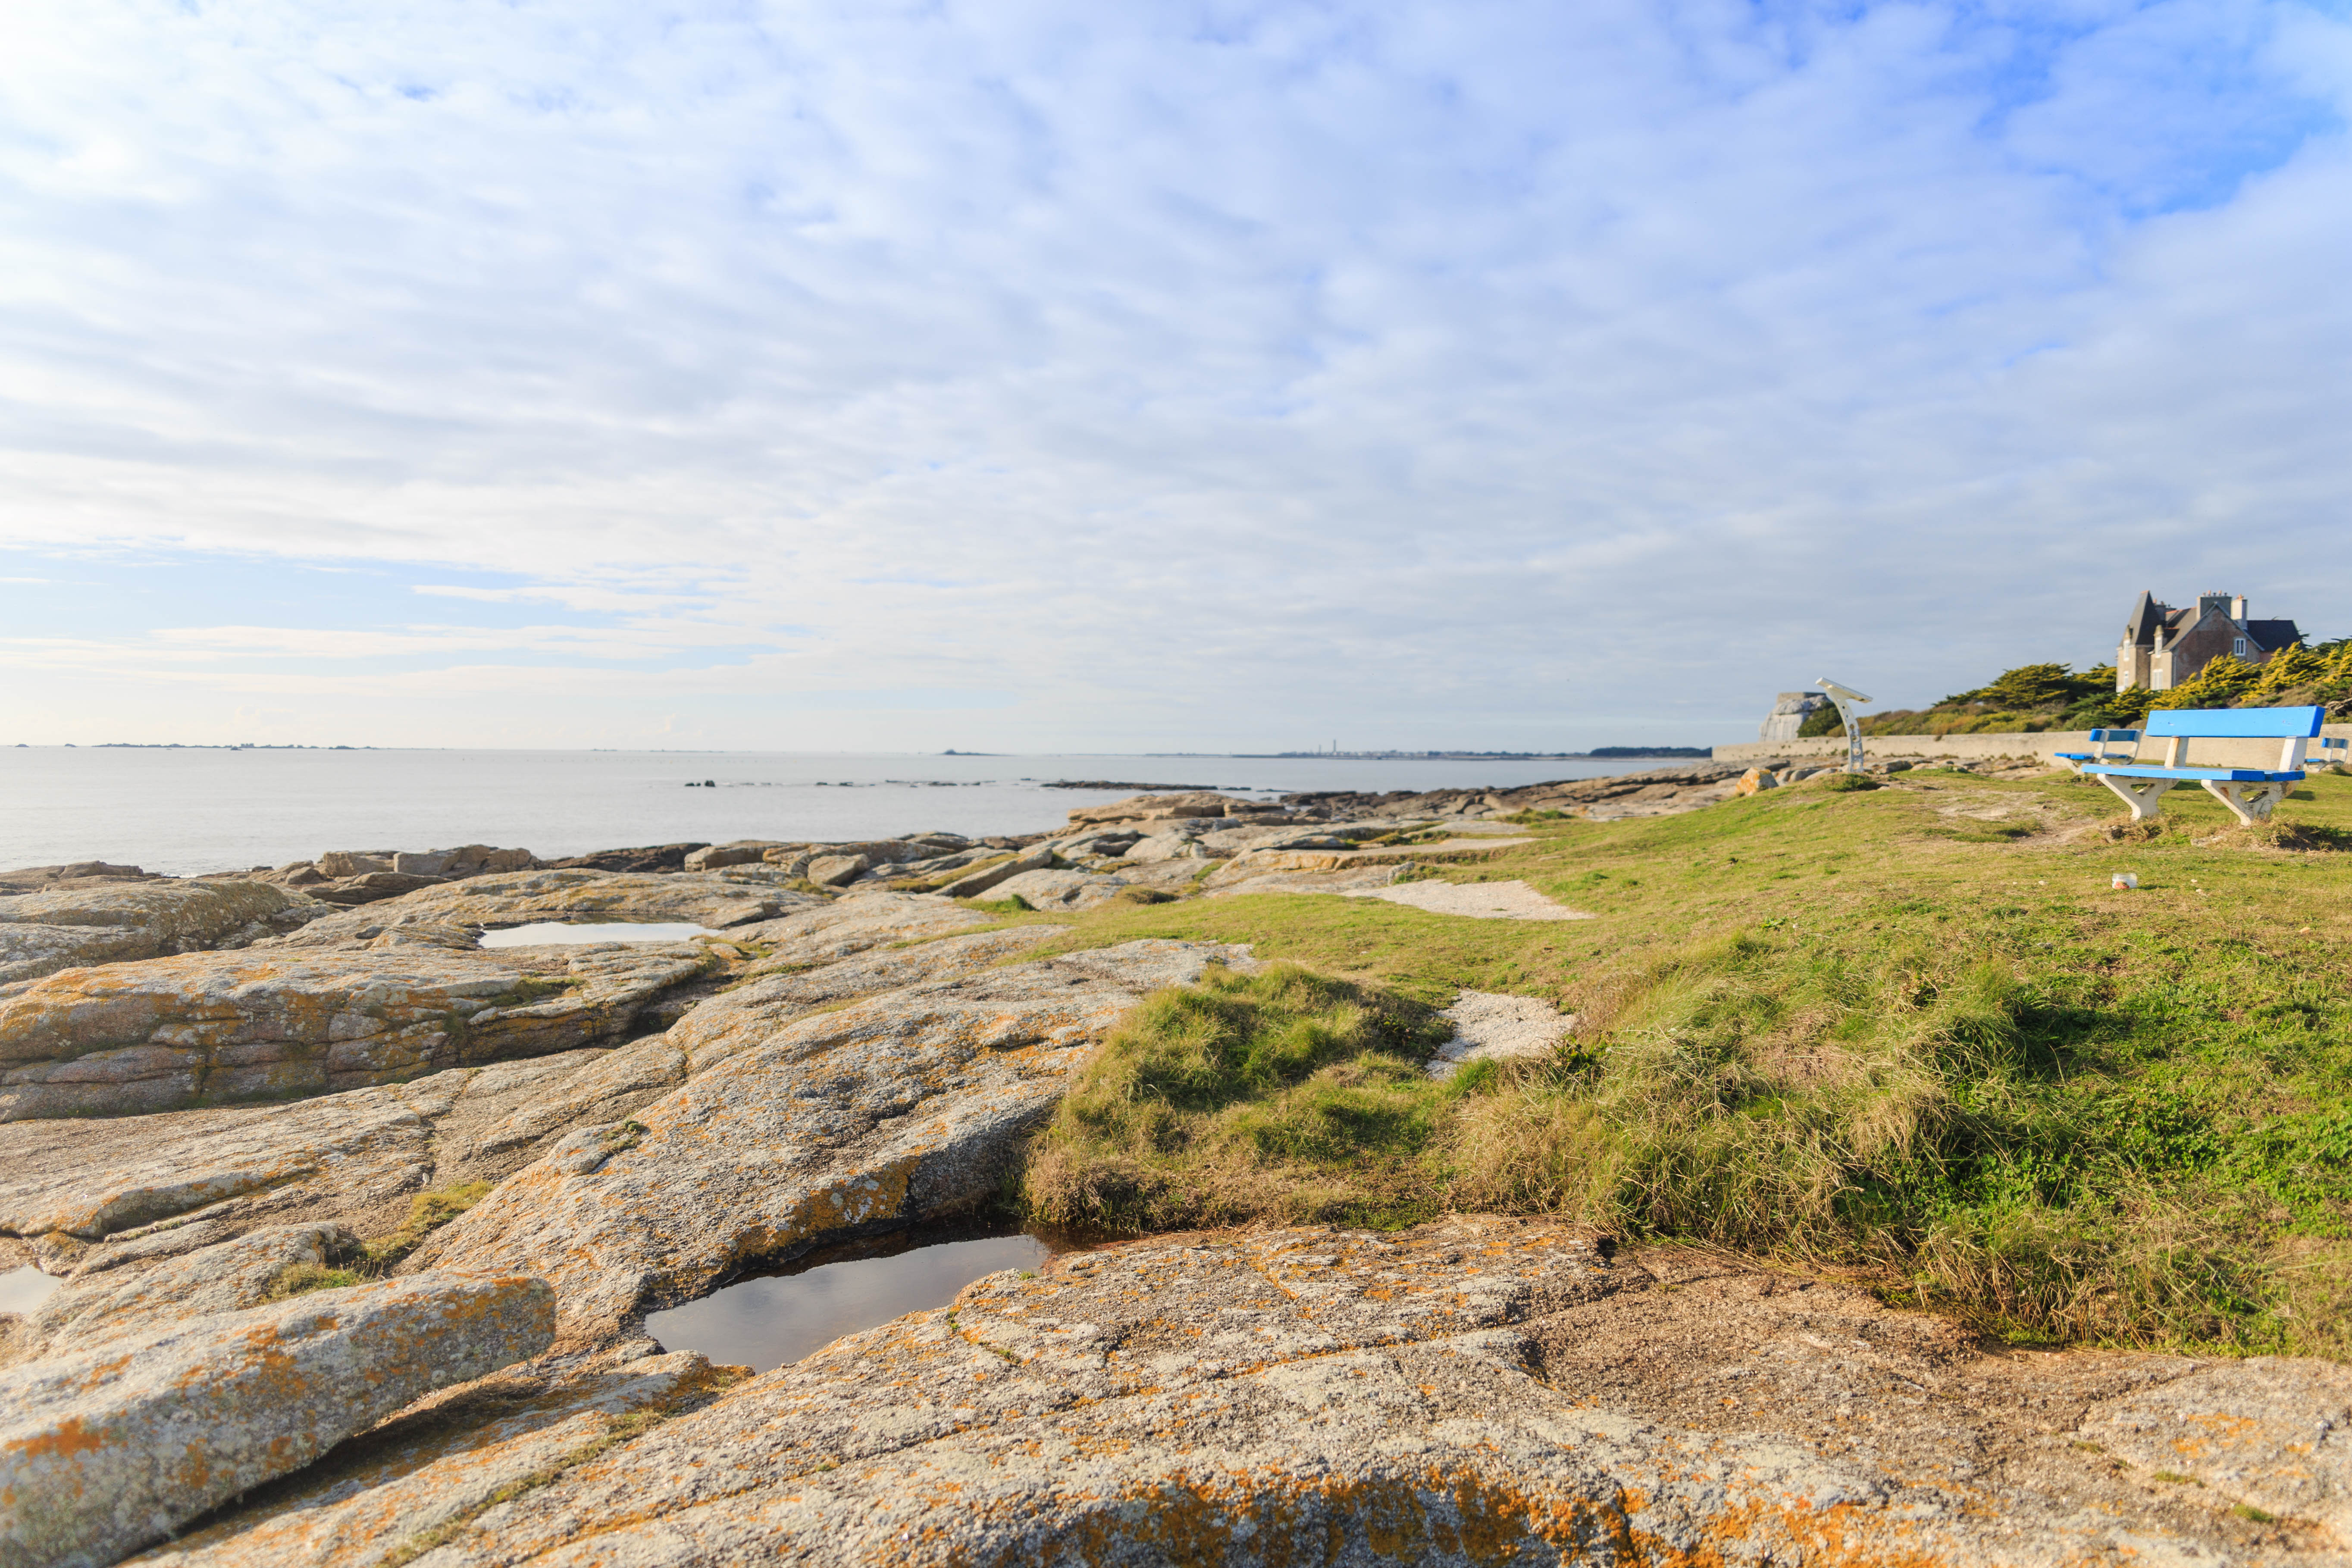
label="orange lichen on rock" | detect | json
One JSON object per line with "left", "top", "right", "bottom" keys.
{"left": 0, "top": 1272, "right": 552, "bottom": 1568}
{"left": 171, "top": 1217, "right": 2341, "bottom": 1568}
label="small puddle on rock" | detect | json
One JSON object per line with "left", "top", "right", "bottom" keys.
{"left": 0, "top": 1264, "right": 62, "bottom": 1315}
{"left": 479, "top": 921, "right": 720, "bottom": 948}
{"left": 645, "top": 1227, "right": 1076, "bottom": 1373}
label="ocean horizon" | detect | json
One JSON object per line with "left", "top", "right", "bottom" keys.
{"left": 3, "top": 748, "right": 1670, "bottom": 877}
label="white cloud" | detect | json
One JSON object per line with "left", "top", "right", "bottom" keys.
{"left": 0, "top": 0, "right": 2347, "bottom": 749}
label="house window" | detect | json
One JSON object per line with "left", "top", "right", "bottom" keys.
{"left": 2234, "top": 638, "right": 2248, "bottom": 658}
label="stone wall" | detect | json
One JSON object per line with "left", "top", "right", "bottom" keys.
{"left": 1714, "top": 725, "right": 2352, "bottom": 767}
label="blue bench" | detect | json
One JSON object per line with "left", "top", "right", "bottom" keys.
{"left": 2054, "top": 730, "right": 2145, "bottom": 772}
{"left": 2077, "top": 705, "right": 2346, "bottom": 826}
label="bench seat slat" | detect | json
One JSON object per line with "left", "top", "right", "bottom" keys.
{"left": 2082, "top": 764, "right": 2305, "bottom": 782}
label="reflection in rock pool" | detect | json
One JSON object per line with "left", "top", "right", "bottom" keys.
{"left": 0, "top": 1264, "right": 62, "bottom": 1315}
{"left": 645, "top": 1230, "right": 1065, "bottom": 1372}
{"left": 478, "top": 921, "right": 720, "bottom": 948}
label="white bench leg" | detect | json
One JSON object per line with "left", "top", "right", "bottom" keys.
{"left": 2200, "top": 779, "right": 2286, "bottom": 827}
{"left": 2097, "top": 775, "right": 2175, "bottom": 821}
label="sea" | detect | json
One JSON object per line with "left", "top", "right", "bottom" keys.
{"left": 1, "top": 749, "right": 1668, "bottom": 878}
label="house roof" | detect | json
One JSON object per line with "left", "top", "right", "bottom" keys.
{"left": 2122, "top": 591, "right": 2167, "bottom": 645}
{"left": 2125, "top": 593, "right": 2300, "bottom": 654}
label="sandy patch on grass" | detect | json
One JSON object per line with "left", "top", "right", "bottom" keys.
{"left": 1347, "top": 878, "right": 1593, "bottom": 921}
{"left": 1427, "top": 990, "right": 1575, "bottom": 1079}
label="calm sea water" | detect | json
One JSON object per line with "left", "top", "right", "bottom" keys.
{"left": 1, "top": 749, "right": 1654, "bottom": 877}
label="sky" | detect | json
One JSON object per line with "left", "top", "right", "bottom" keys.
{"left": 2, "top": 0, "right": 2348, "bottom": 752}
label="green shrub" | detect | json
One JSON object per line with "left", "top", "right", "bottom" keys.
{"left": 2152, "top": 653, "right": 2262, "bottom": 710}
{"left": 1798, "top": 703, "right": 1845, "bottom": 739}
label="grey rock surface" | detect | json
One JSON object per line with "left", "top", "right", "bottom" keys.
{"left": 680, "top": 842, "right": 789, "bottom": 872}
{"left": 0, "top": 880, "right": 330, "bottom": 986}
{"left": 142, "top": 1216, "right": 2344, "bottom": 1568}
{"left": 727, "top": 892, "right": 992, "bottom": 974}
{"left": 0, "top": 895, "right": 1061, "bottom": 1358}
{"left": 0, "top": 1049, "right": 636, "bottom": 1342}
{"left": 0, "top": 1088, "right": 441, "bottom": 1247}
{"left": 130, "top": 1351, "right": 732, "bottom": 1568}
{"left": 0, "top": 943, "right": 712, "bottom": 1121}
{"left": 1348, "top": 877, "right": 1595, "bottom": 922}
{"left": 275, "top": 870, "right": 818, "bottom": 947}
{"left": 804, "top": 854, "right": 871, "bottom": 888}
{"left": 0, "top": 1271, "right": 553, "bottom": 1568}
{"left": 982, "top": 867, "right": 1128, "bottom": 909}
{"left": 933, "top": 849, "right": 1049, "bottom": 898}
{"left": 14, "top": 1221, "right": 359, "bottom": 1361}
{"left": 669, "top": 927, "right": 1058, "bottom": 1073}
{"left": 410, "top": 939, "right": 1258, "bottom": 1349}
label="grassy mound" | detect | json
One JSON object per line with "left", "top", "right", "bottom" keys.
{"left": 977, "top": 767, "right": 2352, "bottom": 1356}
{"left": 1023, "top": 964, "right": 1458, "bottom": 1230}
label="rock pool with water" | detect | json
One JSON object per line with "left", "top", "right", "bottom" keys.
{"left": 642, "top": 1229, "right": 1063, "bottom": 1372}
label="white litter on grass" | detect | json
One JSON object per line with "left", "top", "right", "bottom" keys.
{"left": 1347, "top": 879, "right": 1594, "bottom": 921}
{"left": 1427, "top": 991, "right": 1577, "bottom": 1080}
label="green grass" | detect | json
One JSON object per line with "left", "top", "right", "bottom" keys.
{"left": 365, "top": 1180, "right": 493, "bottom": 1268}
{"left": 981, "top": 767, "right": 2352, "bottom": 1357}
{"left": 1023, "top": 964, "right": 1460, "bottom": 1230}
{"left": 262, "top": 1180, "right": 496, "bottom": 1296}
{"left": 263, "top": 1263, "right": 365, "bottom": 1299}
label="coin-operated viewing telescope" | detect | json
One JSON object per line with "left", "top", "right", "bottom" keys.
{"left": 1816, "top": 679, "right": 1873, "bottom": 774}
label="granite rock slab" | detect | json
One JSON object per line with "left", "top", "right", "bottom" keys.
{"left": 128, "top": 1352, "right": 731, "bottom": 1568}
{"left": 0, "top": 880, "right": 330, "bottom": 987}
{"left": 670, "top": 927, "right": 1058, "bottom": 1074}
{"left": 980, "top": 867, "right": 1129, "bottom": 910}
{"left": 13, "top": 1221, "right": 358, "bottom": 1361}
{"left": 173, "top": 1215, "right": 2346, "bottom": 1568}
{"left": 276, "top": 870, "right": 818, "bottom": 948}
{"left": 0, "top": 1271, "right": 553, "bottom": 1568}
{"left": 411, "top": 940, "right": 1258, "bottom": 1348}
{"left": 727, "top": 892, "right": 993, "bottom": 976}
{"left": 0, "top": 1048, "right": 614, "bottom": 1259}
{"left": 0, "top": 945, "right": 712, "bottom": 1121}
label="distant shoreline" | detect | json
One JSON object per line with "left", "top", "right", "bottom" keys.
{"left": 15, "top": 744, "right": 1716, "bottom": 760}
{"left": 1225, "top": 748, "right": 1713, "bottom": 761}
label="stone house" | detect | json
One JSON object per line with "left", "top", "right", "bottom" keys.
{"left": 2117, "top": 591, "right": 2303, "bottom": 692}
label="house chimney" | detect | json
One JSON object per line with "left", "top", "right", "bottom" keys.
{"left": 2230, "top": 594, "right": 2248, "bottom": 622}
{"left": 2197, "top": 591, "right": 2233, "bottom": 624}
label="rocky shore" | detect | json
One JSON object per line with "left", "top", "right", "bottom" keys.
{"left": 6, "top": 777, "right": 2350, "bottom": 1565}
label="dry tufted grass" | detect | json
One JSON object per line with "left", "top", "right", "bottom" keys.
{"left": 1022, "top": 964, "right": 1459, "bottom": 1232}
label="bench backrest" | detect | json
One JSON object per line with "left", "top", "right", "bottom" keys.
{"left": 2133, "top": 704, "right": 2327, "bottom": 775}
{"left": 2145, "top": 705, "right": 2324, "bottom": 739}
